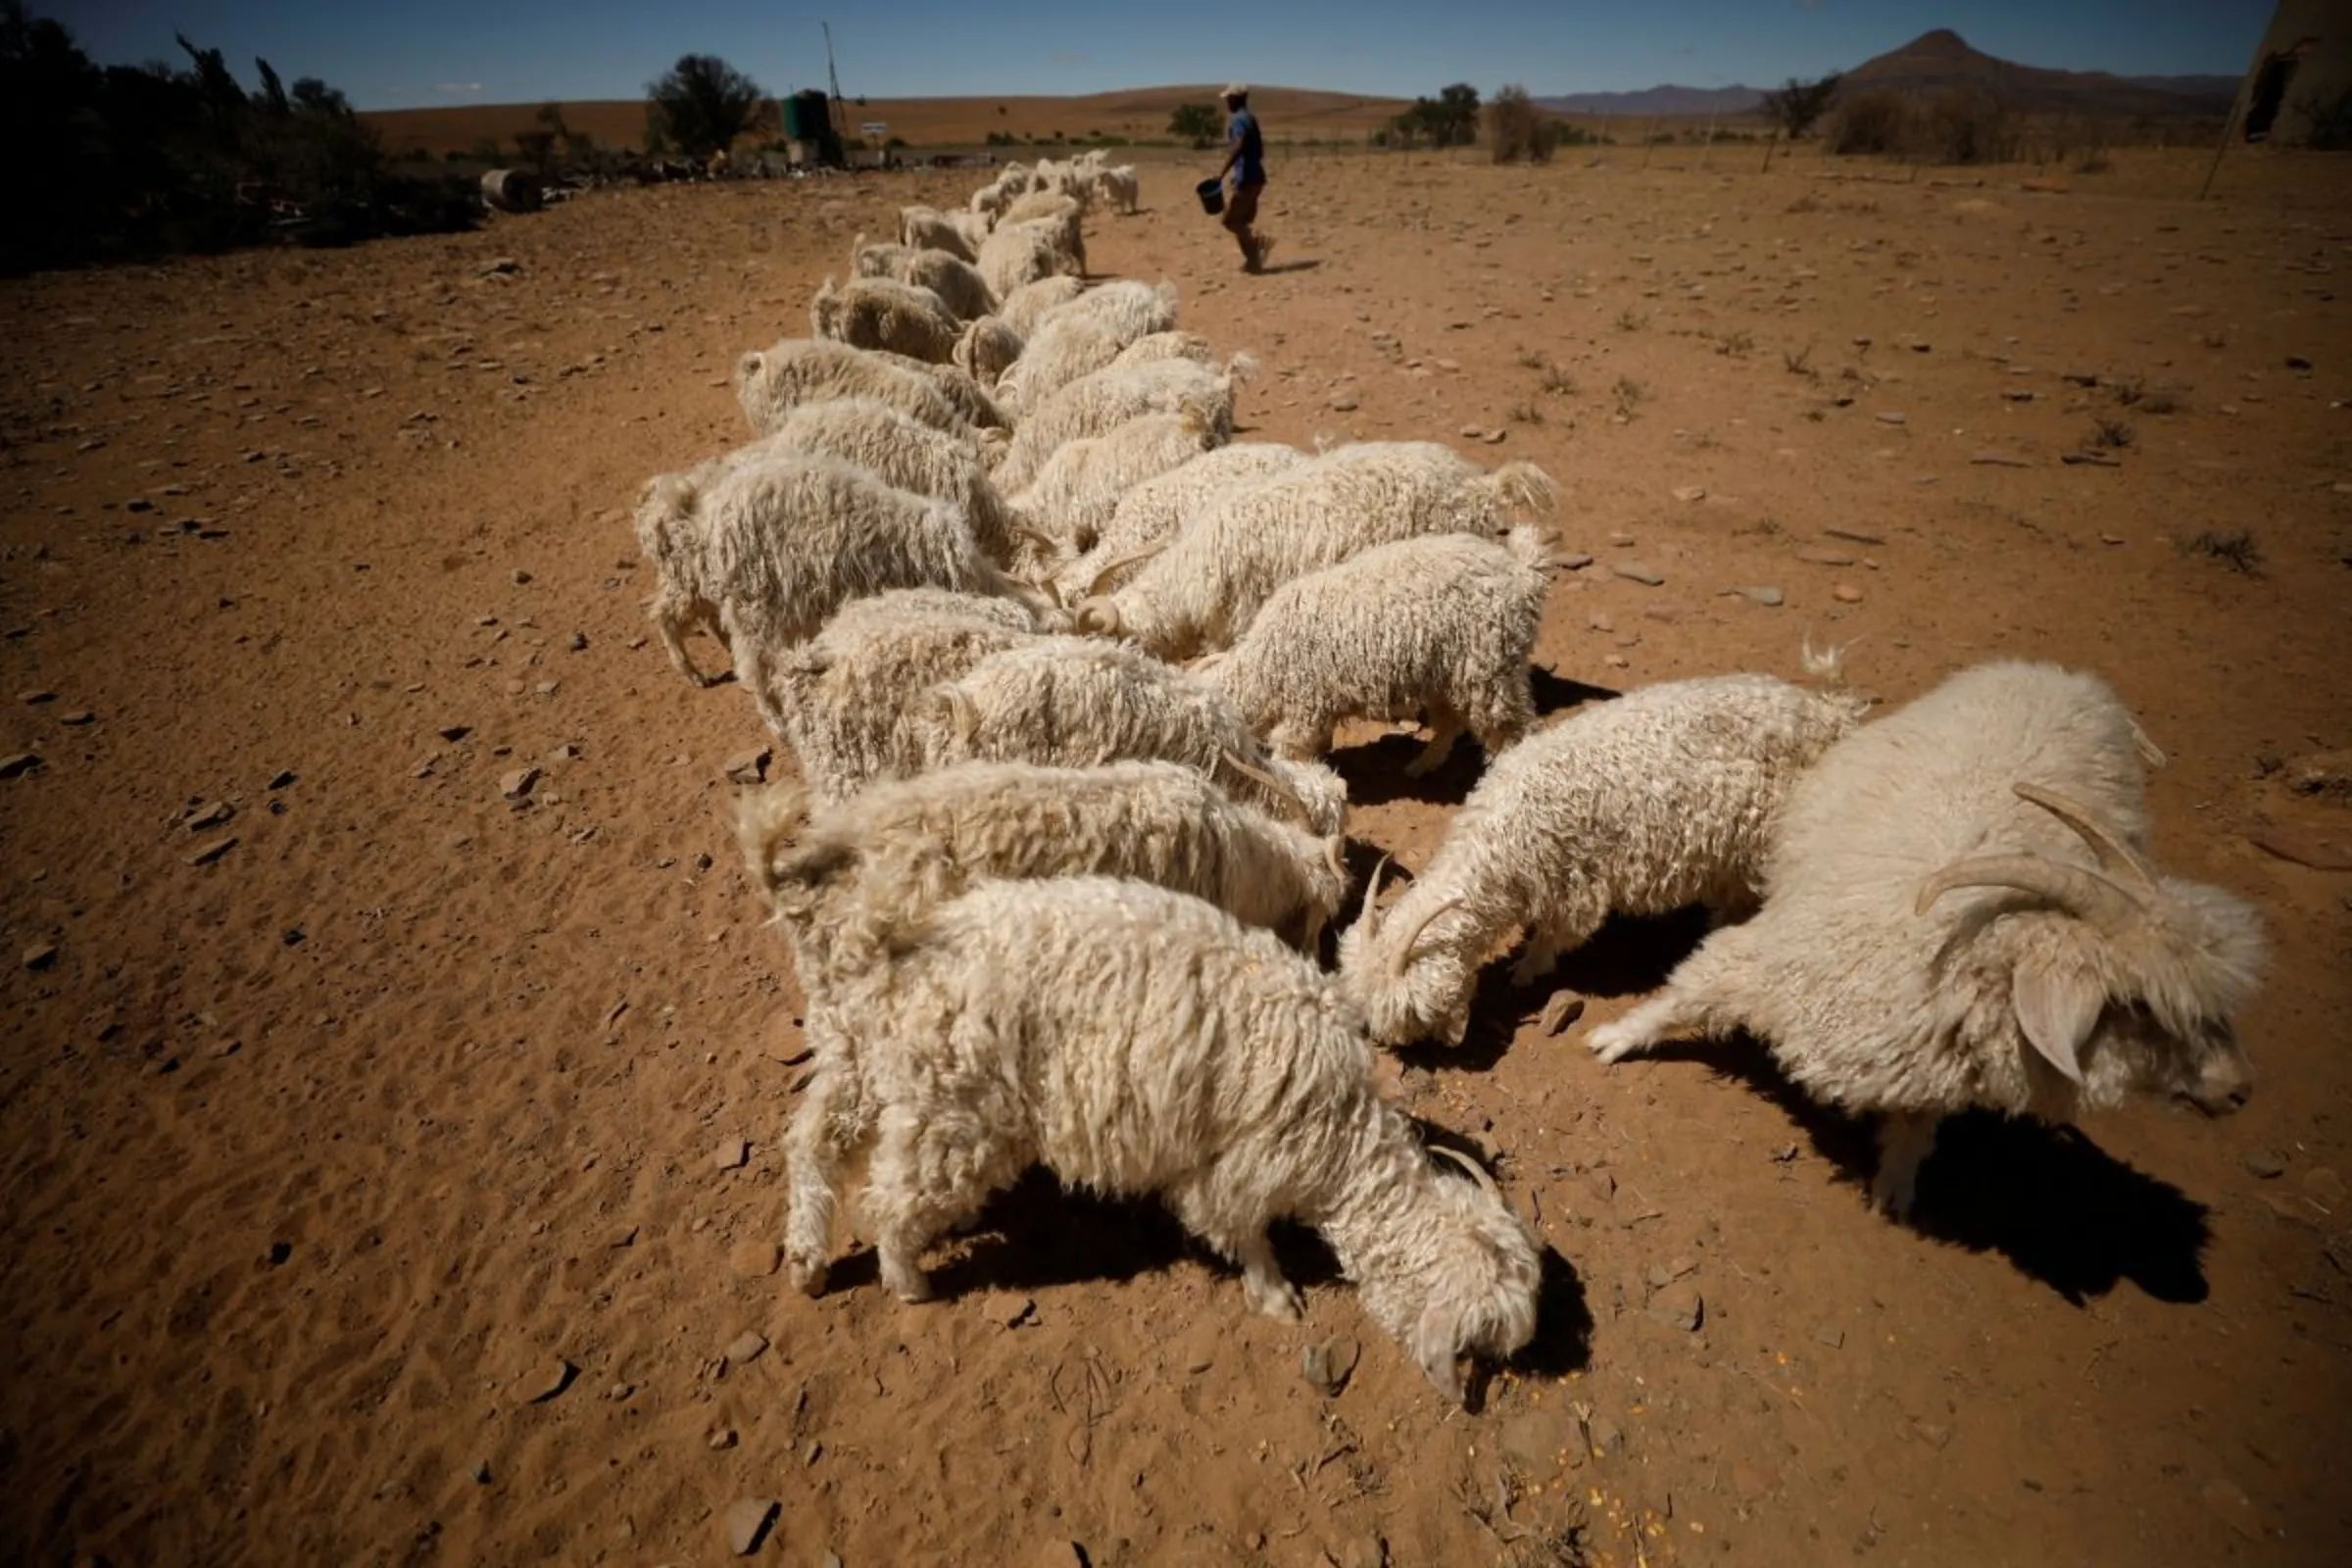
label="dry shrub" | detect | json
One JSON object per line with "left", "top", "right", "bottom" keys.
{"left": 1488, "top": 86, "right": 1559, "bottom": 166}
{"left": 1829, "top": 90, "right": 1910, "bottom": 156}
{"left": 1925, "top": 90, "right": 2014, "bottom": 165}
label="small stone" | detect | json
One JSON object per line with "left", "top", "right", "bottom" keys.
{"left": 1607, "top": 530, "right": 1636, "bottom": 547}
{"left": 1832, "top": 583, "right": 1863, "bottom": 604}
{"left": 2241, "top": 1149, "right": 2287, "bottom": 1180}
{"left": 724, "top": 748, "right": 771, "bottom": 786}
{"left": 1460, "top": 423, "right": 1483, "bottom": 438}
{"left": 730, "top": 1241, "right": 782, "bottom": 1278}
{"left": 714, "top": 1136, "right": 751, "bottom": 1171}
{"left": 823, "top": 1554, "right": 845, "bottom": 1568}
{"left": 58, "top": 710, "right": 94, "bottom": 725}
{"left": 186, "top": 801, "right": 234, "bottom": 832}
{"left": 438, "top": 724, "right": 470, "bottom": 742}
{"left": 1611, "top": 563, "right": 1664, "bottom": 586}
{"left": 709, "top": 1426, "right": 739, "bottom": 1450}
{"left": 18, "top": 689, "right": 54, "bottom": 705}
{"left": 1875, "top": 411, "right": 1907, "bottom": 426}
{"left": 1970, "top": 449, "right": 2032, "bottom": 467}
{"left": 1670, "top": 485, "right": 1707, "bottom": 503}
{"left": 1812, "top": 1323, "right": 1845, "bottom": 1349}
{"left": 0, "top": 753, "right": 41, "bottom": 779}
{"left": 1587, "top": 1415, "right": 1625, "bottom": 1456}
{"left": 1913, "top": 1420, "right": 1953, "bottom": 1449}
{"left": 1329, "top": 393, "right": 1358, "bottom": 411}
{"left": 1301, "top": 1336, "right": 1360, "bottom": 1396}
{"left": 1552, "top": 551, "right": 1593, "bottom": 570}
{"left": 524, "top": 1358, "right": 574, "bottom": 1402}
{"left": 2201, "top": 1478, "right": 2259, "bottom": 1541}
{"left": 473, "top": 1459, "right": 493, "bottom": 1484}
{"left": 607, "top": 1382, "right": 636, "bottom": 1400}
{"left": 23, "top": 942, "right": 57, "bottom": 970}
{"left": 1539, "top": 992, "right": 1586, "bottom": 1036}
{"left": 1481, "top": 428, "right": 1506, "bottom": 444}
{"left": 1735, "top": 585, "right": 1785, "bottom": 607}
{"left": 1645, "top": 1281, "right": 1702, "bottom": 1332}
{"left": 725, "top": 1330, "right": 769, "bottom": 1368}
{"left": 1793, "top": 547, "right": 1856, "bottom": 566}
{"left": 1823, "top": 526, "right": 1885, "bottom": 545}
{"left": 512, "top": 567, "right": 533, "bottom": 585}
{"left": 1334, "top": 1531, "right": 1388, "bottom": 1568}
{"left": 187, "top": 836, "right": 237, "bottom": 866}
{"left": 567, "top": 631, "right": 588, "bottom": 652}
{"left": 2001, "top": 388, "right": 2035, "bottom": 401}
{"left": 725, "top": 1497, "right": 780, "bottom": 1555}
{"left": 2285, "top": 355, "right": 2312, "bottom": 370}
{"left": 499, "top": 766, "right": 539, "bottom": 800}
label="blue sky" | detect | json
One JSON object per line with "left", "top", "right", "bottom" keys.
{"left": 42, "top": 1, "right": 2277, "bottom": 111}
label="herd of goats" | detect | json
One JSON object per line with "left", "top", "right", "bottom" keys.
{"left": 627, "top": 150, "right": 2269, "bottom": 1402}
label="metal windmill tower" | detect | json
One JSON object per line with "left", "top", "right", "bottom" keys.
{"left": 822, "top": 22, "right": 847, "bottom": 140}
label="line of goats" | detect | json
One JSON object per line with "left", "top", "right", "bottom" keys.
{"left": 628, "top": 149, "right": 2267, "bottom": 1404}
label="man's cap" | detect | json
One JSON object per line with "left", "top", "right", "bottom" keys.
{"left": 1221, "top": 82, "right": 1249, "bottom": 99}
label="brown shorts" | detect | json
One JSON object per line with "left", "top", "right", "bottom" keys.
{"left": 1222, "top": 179, "right": 1263, "bottom": 229}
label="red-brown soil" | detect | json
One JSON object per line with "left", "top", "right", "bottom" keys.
{"left": 3, "top": 139, "right": 2348, "bottom": 1567}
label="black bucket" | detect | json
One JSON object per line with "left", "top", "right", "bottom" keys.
{"left": 1195, "top": 177, "right": 1226, "bottom": 216}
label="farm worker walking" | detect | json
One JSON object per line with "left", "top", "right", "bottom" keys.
{"left": 1216, "top": 83, "right": 1271, "bottom": 273}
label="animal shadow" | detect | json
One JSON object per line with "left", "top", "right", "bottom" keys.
{"left": 1639, "top": 1038, "right": 2214, "bottom": 1303}
{"left": 1413, "top": 1119, "right": 1594, "bottom": 1387}
{"left": 1331, "top": 732, "right": 1485, "bottom": 808}
{"left": 922, "top": 1169, "right": 1346, "bottom": 1300}
{"left": 1258, "top": 259, "right": 1321, "bottom": 274}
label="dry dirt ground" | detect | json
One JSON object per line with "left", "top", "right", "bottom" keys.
{"left": 3, "top": 143, "right": 2350, "bottom": 1568}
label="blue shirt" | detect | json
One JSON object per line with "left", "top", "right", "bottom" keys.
{"left": 1228, "top": 108, "right": 1266, "bottom": 186}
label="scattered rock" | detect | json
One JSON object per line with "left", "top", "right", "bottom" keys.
{"left": 1670, "top": 485, "right": 1707, "bottom": 503}
{"left": 481, "top": 257, "right": 522, "bottom": 277}
{"left": 511, "top": 567, "right": 533, "bottom": 585}
{"left": 567, "top": 631, "right": 588, "bottom": 652}
{"left": 2244, "top": 824, "right": 2352, "bottom": 871}
{"left": 1823, "top": 526, "right": 1885, "bottom": 545}
{"left": 1329, "top": 393, "right": 1359, "bottom": 412}
{"left": 1611, "top": 563, "right": 1665, "bottom": 587}
{"left": 58, "top": 710, "right": 94, "bottom": 726}
{"left": 1332, "top": 1530, "right": 1389, "bottom": 1568}
{"left": 725, "top": 1330, "right": 769, "bottom": 1368}
{"left": 473, "top": 1459, "right": 493, "bottom": 1484}
{"left": 724, "top": 748, "right": 772, "bottom": 786}
{"left": 2285, "top": 355, "right": 2312, "bottom": 370}
{"left": 437, "top": 724, "right": 470, "bottom": 743}
{"left": 1552, "top": 551, "right": 1593, "bottom": 570}
{"left": 2241, "top": 1149, "right": 2287, "bottom": 1180}
{"left": 1912, "top": 1420, "right": 1953, "bottom": 1450}
{"left": 18, "top": 689, "right": 55, "bottom": 705}
{"left": 1301, "top": 1336, "right": 1360, "bottom": 1396}
{"left": 1734, "top": 585, "right": 1785, "bottom": 607}
{"left": 1812, "top": 1323, "right": 1845, "bottom": 1349}
{"left": 1539, "top": 992, "right": 1586, "bottom": 1036}
{"left": 1481, "top": 428, "right": 1506, "bottom": 445}
{"left": 1499, "top": 1408, "right": 1578, "bottom": 1473}
{"left": 1832, "top": 583, "right": 1864, "bottom": 604}
{"left": 1874, "top": 412, "right": 1907, "bottom": 426}
{"left": 187, "top": 836, "right": 237, "bottom": 866}
{"left": 499, "top": 766, "right": 539, "bottom": 800}
{"left": 709, "top": 1426, "right": 739, "bottom": 1450}
{"left": 523, "top": 1358, "right": 574, "bottom": 1402}
{"left": 186, "top": 801, "right": 234, "bottom": 832}
{"left": 23, "top": 942, "right": 57, "bottom": 970}
{"left": 730, "top": 1241, "right": 782, "bottom": 1278}
{"left": 1793, "top": 547, "right": 1856, "bottom": 566}
{"left": 2200, "top": 1478, "right": 2260, "bottom": 1541}
{"left": 725, "top": 1497, "right": 780, "bottom": 1555}
{"left": 1586, "top": 1414, "right": 1626, "bottom": 1456}
{"left": 714, "top": 1136, "right": 751, "bottom": 1171}
{"left": 1969, "top": 450, "right": 2032, "bottom": 467}
{"left": 1645, "top": 1281, "right": 1702, "bottom": 1332}
{"left": 0, "top": 752, "right": 42, "bottom": 779}
{"left": 2062, "top": 451, "right": 2123, "bottom": 467}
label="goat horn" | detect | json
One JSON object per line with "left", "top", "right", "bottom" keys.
{"left": 1008, "top": 521, "right": 1059, "bottom": 554}
{"left": 1323, "top": 836, "right": 1348, "bottom": 883}
{"left": 2011, "top": 782, "right": 2159, "bottom": 892}
{"left": 1430, "top": 1144, "right": 1500, "bottom": 1200}
{"left": 1362, "top": 854, "right": 1392, "bottom": 931}
{"left": 1075, "top": 597, "right": 1121, "bottom": 636}
{"left": 1218, "top": 750, "right": 1310, "bottom": 826}
{"left": 1389, "top": 896, "right": 1465, "bottom": 975}
{"left": 1914, "top": 854, "right": 2144, "bottom": 935}
{"left": 1084, "top": 542, "right": 1167, "bottom": 598}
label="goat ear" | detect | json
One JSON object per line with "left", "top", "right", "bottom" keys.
{"left": 1412, "top": 1303, "right": 1467, "bottom": 1404}
{"left": 2012, "top": 957, "right": 2102, "bottom": 1087}
{"left": 1443, "top": 1009, "right": 1471, "bottom": 1050}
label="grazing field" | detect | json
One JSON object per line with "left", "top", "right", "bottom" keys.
{"left": 2, "top": 137, "right": 2349, "bottom": 1568}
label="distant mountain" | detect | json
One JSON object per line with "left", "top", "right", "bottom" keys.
{"left": 1534, "top": 84, "right": 1764, "bottom": 118}
{"left": 1838, "top": 29, "right": 2237, "bottom": 117}
{"left": 1534, "top": 31, "right": 2237, "bottom": 122}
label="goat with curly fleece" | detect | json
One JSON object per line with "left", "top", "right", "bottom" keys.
{"left": 1340, "top": 672, "right": 1867, "bottom": 1049}
{"left": 760, "top": 874, "right": 1542, "bottom": 1404}
{"left": 1197, "top": 527, "right": 1553, "bottom": 772}
{"left": 1587, "top": 661, "right": 2266, "bottom": 1217}
{"left": 1076, "top": 441, "right": 1553, "bottom": 661}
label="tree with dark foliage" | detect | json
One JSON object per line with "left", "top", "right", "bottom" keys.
{"left": 1761, "top": 74, "right": 1842, "bottom": 140}
{"left": 646, "top": 54, "right": 776, "bottom": 161}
